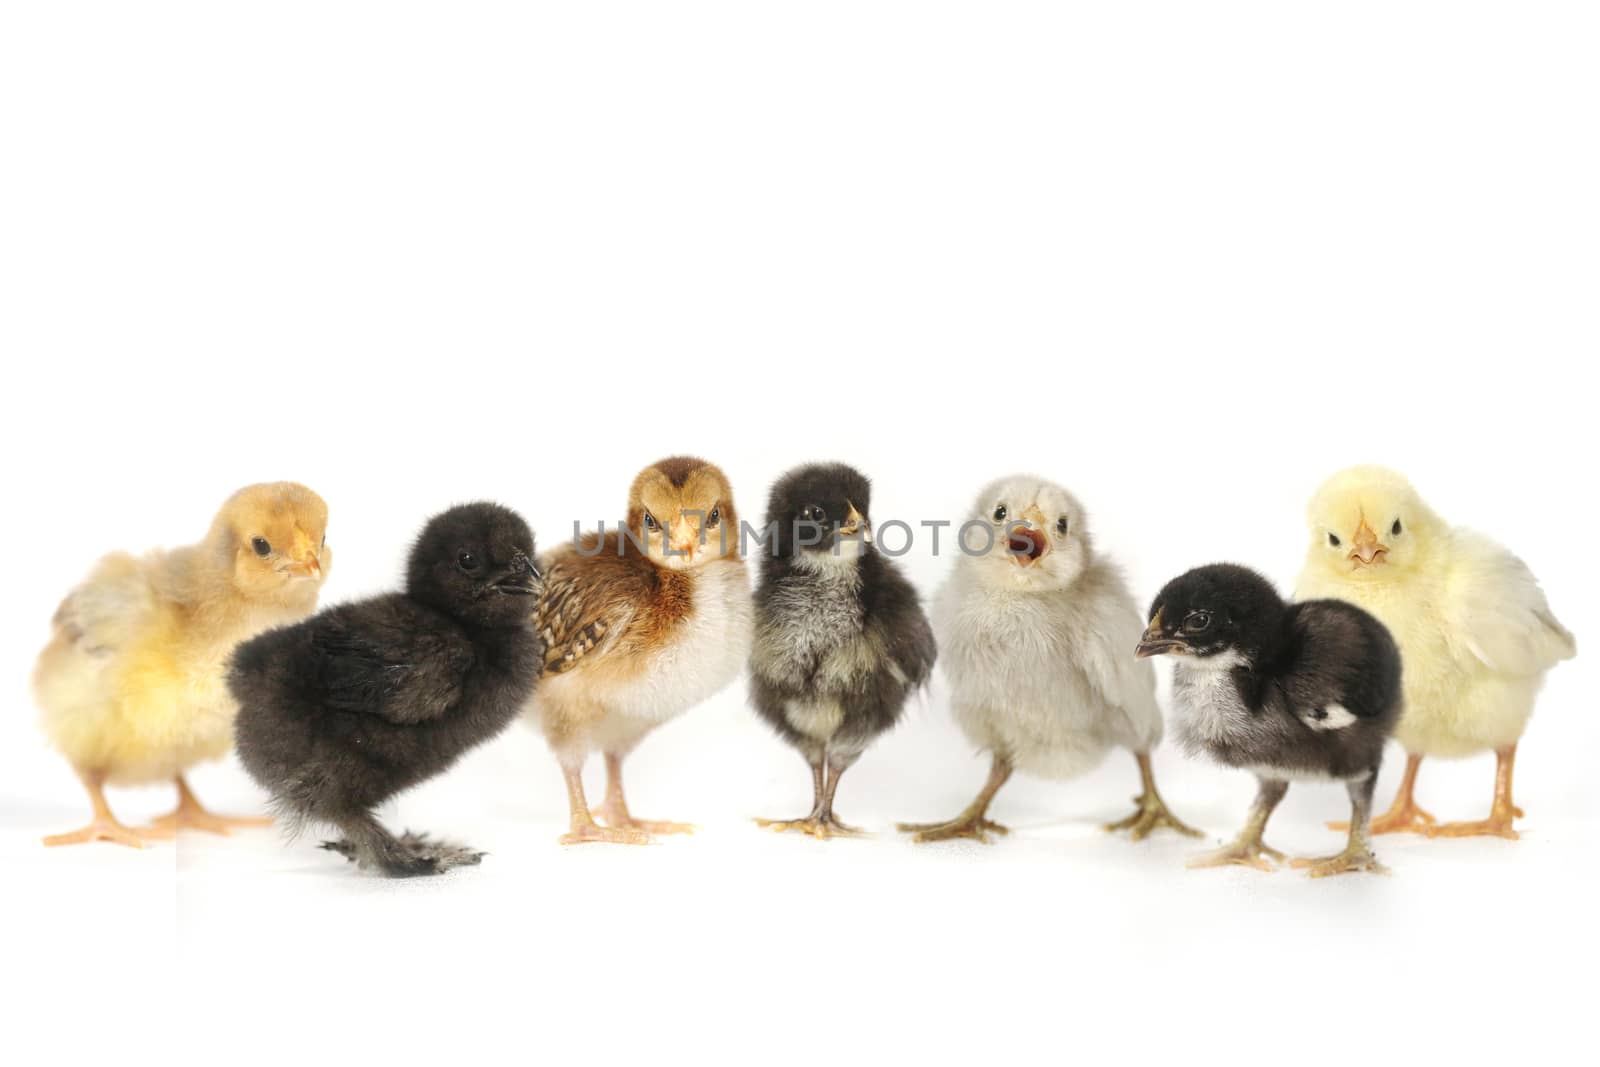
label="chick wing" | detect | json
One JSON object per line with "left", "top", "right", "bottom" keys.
{"left": 1442, "top": 531, "right": 1575, "bottom": 676}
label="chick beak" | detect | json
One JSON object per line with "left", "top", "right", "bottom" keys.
{"left": 1009, "top": 506, "right": 1050, "bottom": 567}
{"left": 840, "top": 504, "right": 873, "bottom": 544}
{"left": 1350, "top": 519, "right": 1388, "bottom": 566}
{"left": 494, "top": 554, "right": 541, "bottom": 595}
{"left": 1135, "top": 611, "right": 1184, "bottom": 658}
{"left": 286, "top": 555, "right": 322, "bottom": 579}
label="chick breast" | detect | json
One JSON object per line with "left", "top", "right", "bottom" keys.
{"left": 935, "top": 559, "right": 1162, "bottom": 779}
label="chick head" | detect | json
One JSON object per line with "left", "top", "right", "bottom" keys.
{"left": 1304, "top": 465, "right": 1441, "bottom": 583}
{"left": 763, "top": 462, "right": 873, "bottom": 567}
{"left": 1138, "top": 563, "right": 1285, "bottom": 668}
{"left": 212, "top": 482, "right": 332, "bottom": 601}
{"left": 961, "top": 475, "right": 1090, "bottom": 590}
{"left": 627, "top": 456, "right": 739, "bottom": 571}
{"left": 406, "top": 502, "right": 541, "bottom": 628}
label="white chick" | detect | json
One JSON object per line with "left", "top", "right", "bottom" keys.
{"left": 899, "top": 475, "right": 1198, "bottom": 843}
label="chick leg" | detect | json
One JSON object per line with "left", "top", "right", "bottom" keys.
{"left": 897, "top": 754, "right": 1013, "bottom": 844}
{"left": 1425, "top": 744, "right": 1522, "bottom": 840}
{"left": 1331, "top": 751, "right": 1434, "bottom": 834}
{"left": 1189, "top": 778, "right": 1288, "bottom": 872}
{"left": 320, "top": 812, "right": 441, "bottom": 877}
{"left": 1292, "top": 773, "right": 1388, "bottom": 877}
{"left": 42, "top": 770, "right": 154, "bottom": 849}
{"left": 1103, "top": 752, "right": 1203, "bottom": 840}
{"left": 757, "top": 750, "right": 869, "bottom": 839}
{"left": 558, "top": 762, "right": 651, "bottom": 846}
{"left": 591, "top": 752, "right": 694, "bottom": 835}
{"left": 144, "top": 774, "right": 273, "bottom": 837}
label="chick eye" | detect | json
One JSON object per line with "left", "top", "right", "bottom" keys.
{"left": 1392, "top": 519, "right": 1402, "bottom": 536}
{"left": 1056, "top": 516, "right": 1069, "bottom": 535}
{"left": 456, "top": 551, "right": 480, "bottom": 573}
{"left": 1183, "top": 611, "right": 1213, "bottom": 633}
{"left": 993, "top": 504, "right": 1007, "bottom": 523}
{"left": 643, "top": 511, "right": 658, "bottom": 531}
{"left": 801, "top": 505, "right": 827, "bottom": 525}
{"left": 707, "top": 506, "right": 721, "bottom": 528}
{"left": 251, "top": 537, "right": 271, "bottom": 557}
{"left": 1328, "top": 533, "right": 1341, "bottom": 548}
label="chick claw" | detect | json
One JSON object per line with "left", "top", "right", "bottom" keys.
{"left": 560, "top": 822, "right": 653, "bottom": 846}
{"left": 146, "top": 809, "right": 272, "bottom": 837}
{"left": 1104, "top": 793, "right": 1204, "bottom": 841}
{"left": 42, "top": 817, "right": 159, "bottom": 849}
{"left": 895, "top": 816, "right": 1009, "bottom": 844}
{"left": 1423, "top": 813, "right": 1521, "bottom": 840}
{"left": 1187, "top": 838, "right": 1286, "bottom": 873}
{"left": 756, "top": 815, "right": 870, "bottom": 840}
{"left": 1290, "top": 847, "right": 1388, "bottom": 878}
{"left": 593, "top": 806, "right": 695, "bottom": 836}
{"left": 1330, "top": 803, "right": 1435, "bottom": 836}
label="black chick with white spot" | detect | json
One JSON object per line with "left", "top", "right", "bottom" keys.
{"left": 1137, "top": 563, "right": 1401, "bottom": 877}
{"left": 230, "top": 503, "right": 543, "bottom": 877}
{"left": 749, "top": 463, "right": 936, "bottom": 838}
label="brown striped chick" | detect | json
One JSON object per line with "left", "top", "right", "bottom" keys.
{"left": 34, "top": 482, "right": 331, "bottom": 847}
{"left": 526, "top": 457, "right": 752, "bottom": 845}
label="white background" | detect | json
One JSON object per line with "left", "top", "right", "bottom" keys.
{"left": 2, "top": 3, "right": 1595, "bottom": 1064}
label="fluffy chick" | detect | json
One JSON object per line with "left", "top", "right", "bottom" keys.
{"left": 527, "top": 457, "right": 752, "bottom": 845}
{"left": 749, "top": 463, "right": 935, "bottom": 838}
{"left": 1297, "top": 465, "right": 1575, "bottom": 839}
{"left": 1140, "top": 564, "right": 1402, "bottom": 877}
{"left": 230, "top": 503, "right": 542, "bottom": 876}
{"left": 900, "top": 476, "right": 1197, "bottom": 844}
{"left": 33, "top": 482, "right": 331, "bottom": 848}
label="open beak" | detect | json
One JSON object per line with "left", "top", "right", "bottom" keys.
{"left": 1008, "top": 506, "right": 1049, "bottom": 566}
{"left": 1350, "top": 519, "right": 1387, "bottom": 566}
{"left": 840, "top": 504, "right": 873, "bottom": 544}
{"left": 1135, "top": 612, "right": 1185, "bottom": 658}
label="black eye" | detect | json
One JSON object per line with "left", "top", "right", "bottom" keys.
{"left": 643, "top": 511, "right": 658, "bottom": 530}
{"left": 802, "top": 505, "right": 827, "bottom": 525}
{"left": 456, "top": 551, "right": 480, "bottom": 573}
{"left": 1183, "top": 611, "right": 1213, "bottom": 634}
{"left": 707, "top": 507, "right": 721, "bottom": 528}
{"left": 1392, "top": 519, "right": 1402, "bottom": 536}
{"left": 1056, "top": 516, "right": 1069, "bottom": 535}
{"left": 993, "top": 504, "right": 1007, "bottom": 522}
{"left": 251, "top": 537, "right": 271, "bottom": 557}
{"left": 1328, "top": 533, "right": 1341, "bottom": 548}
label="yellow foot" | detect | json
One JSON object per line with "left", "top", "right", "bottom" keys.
{"left": 594, "top": 807, "right": 694, "bottom": 836}
{"left": 1104, "top": 793, "right": 1204, "bottom": 841}
{"left": 756, "top": 815, "right": 870, "bottom": 840}
{"left": 895, "top": 815, "right": 1008, "bottom": 844}
{"left": 1188, "top": 838, "right": 1285, "bottom": 872}
{"left": 1424, "top": 813, "right": 1520, "bottom": 840}
{"left": 1291, "top": 846, "right": 1388, "bottom": 878}
{"left": 1332, "top": 803, "right": 1434, "bottom": 835}
{"left": 559, "top": 822, "right": 653, "bottom": 846}
{"left": 43, "top": 816, "right": 158, "bottom": 849}
{"left": 145, "top": 808, "right": 273, "bottom": 837}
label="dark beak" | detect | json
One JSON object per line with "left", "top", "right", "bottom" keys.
{"left": 494, "top": 554, "right": 542, "bottom": 596}
{"left": 1135, "top": 618, "right": 1186, "bottom": 659}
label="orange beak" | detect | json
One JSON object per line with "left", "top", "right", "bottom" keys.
{"left": 1350, "top": 519, "right": 1387, "bottom": 566}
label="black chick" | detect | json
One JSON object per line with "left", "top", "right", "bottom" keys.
{"left": 230, "top": 502, "right": 543, "bottom": 877}
{"left": 749, "top": 463, "right": 936, "bottom": 838}
{"left": 1136, "top": 563, "right": 1401, "bottom": 877}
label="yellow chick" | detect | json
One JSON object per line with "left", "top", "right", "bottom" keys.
{"left": 1296, "top": 466, "right": 1574, "bottom": 839}
{"left": 34, "top": 482, "right": 332, "bottom": 848}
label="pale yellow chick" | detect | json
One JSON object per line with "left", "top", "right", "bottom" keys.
{"left": 1296, "top": 466, "right": 1574, "bottom": 839}
{"left": 34, "top": 482, "right": 332, "bottom": 848}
